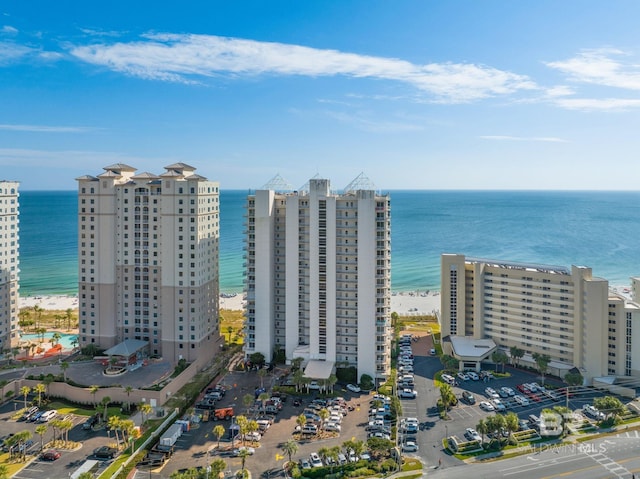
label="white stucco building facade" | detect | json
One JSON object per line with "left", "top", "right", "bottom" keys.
{"left": 244, "top": 175, "right": 391, "bottom": 382}
{"left": 0, "top": 182, "right": 19, "bottom": 351}
{"left": 441, "top": 254, "right": 640, "bottom": 383}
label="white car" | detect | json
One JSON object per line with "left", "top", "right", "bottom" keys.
{"left": 467, "top": 371, "right": 479, "bottom": 381}
{"left": 441, "top": 374, "right": 455, "bottom": 385}
{"left": 346, "top": 384, "right": 361, "bottom": 393}
{"left": 401, "top": 441, "right": 419, "bottom": 452}
{"left": 584, "top": 405, "right": 606, "bottom": 420}
{"left": 243, "top": 431, "right": 261, "bottom": 441}
{"left": 465, "top": 428, "right": 481, "bottom": 442}
{"left": 514, "top": 395, "right": 530, "bottom": 406}
{"left": 233, "top": 447, "right": 255, "bottom": 456}
{"left": 399, "top": 388, "right": 417, "bottom": 399}
{"left": 323, "top": 422, "right": 341, "bottom": 432}
{"left": 485, "top": 387, "right": 500, "bottom": 399}
{"left": 479, "top": 401, "right": 495, "bottom": 412}
{"left": 309, "top": 452, "right": 323, "bottom": 468}
{"left": 457, "top": 372, "right": 469, "bottom": 381}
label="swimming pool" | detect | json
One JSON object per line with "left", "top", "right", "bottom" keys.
{"left": 20, "top": 332, "right": 78, "bottom": 350}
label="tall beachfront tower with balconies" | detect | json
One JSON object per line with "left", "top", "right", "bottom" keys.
{"left": 0, "top": 182, "right": 20, "bottom": 352}
{"left": 244, "top": 174, "right": 391, "bottom": 383}
{"left": 76, "top": 164, "right": 220, "bottom": 364}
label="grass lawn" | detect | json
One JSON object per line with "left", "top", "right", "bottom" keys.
{"left": 220, "top": 309, "right": 244, "bottom": 345}
{"left": 397, "top": 316, "right": 440, "bottom": 334}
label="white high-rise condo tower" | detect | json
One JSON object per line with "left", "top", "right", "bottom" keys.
{"left": 76, "top": 164, "right": 220, "bottom": 364}
{"left": 244, "top": 174, "right": 391, "bottom": 383}
{"left": 0, "top": 182, "right": 19, "bottom": 352}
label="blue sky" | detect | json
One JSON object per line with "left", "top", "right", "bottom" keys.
{"left": 3, "top": 1, "right": 640, "bottom": 190}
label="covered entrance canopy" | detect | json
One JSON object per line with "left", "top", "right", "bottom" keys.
{"left": 303, "top": 360, "right": 335, "bottom": 380}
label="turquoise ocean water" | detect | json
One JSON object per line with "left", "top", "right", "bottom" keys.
{"left": 18, "top": 190, "right": 640, "bottom": 296}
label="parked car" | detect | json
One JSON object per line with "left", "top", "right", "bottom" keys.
{"left": 457, "top": 372, "right": 469, "bottom": 381}
{"left": 399, "top": 388, "right": 417, "bottom": 399}
{"left": 462, "top": 391, "right": 476, "bottom": 404}
{"left": 37, "top": 410, "right": 58, "bottom": 423}
{"left": 430, "top": 348, "right": 437, "bottom": 356}
{"left": 485, "top": 387, "right": 500, "bottom": 399}
{"left": 492, "top": 398, "right": 506, "bottom": 411}
{"left": 465, "top": 428, "right": 482, "bottom": 442}
{"left": 402, "top": 441, "right": 419, "bottom": 452}
{"left": 232, "top": 447, "right": 255, "bottom": 456}
{"left": 467, "top": 371, "right": 479, "bottom": 381}
{"left": 346, "top": 384, "right": 361, "bottom": 393}
{"left": 40, "top": 450, "right": 61, "bottom": 461}
{"left": 309, "top": 452, "right": 323, "bottom": 468}
{"left": 479, "top": 401, "right": 495, "bottom": 412}
{"left": 584, "top": 405, "right": 606, "bottom": 420}
{"left": 21, "top": 406, "right": 38, "bottom": 421}
{"left": 323, "top": 422, "right": 341, "bottom": 432}
{"left": 514, "top": 395, "right": 530, "bottom": 406}
{"left": 299, "top": 459, "right": 311, "bottom": 470}
{"left": 93, "top": 446, "right": 118, "bottom": 459}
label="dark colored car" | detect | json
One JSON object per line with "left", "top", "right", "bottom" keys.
{"left": 93, "top": 446, "right": 118, "bottom": 459}
{"left": 461, "top": 391, "right": 476, "bottom": 404}
{"left": 41, "top": 450, "right": 61, "bottom": 461}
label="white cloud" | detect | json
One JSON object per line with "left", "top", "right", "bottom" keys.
{"left": 0, "top": 124, "right": 97, "bottom": 133}
{"left": 69, "top": 33, "right": 538, "bottom": 103}
{"left": 323, "top": 110, "right": 424, "bottom": 133}
{"left": 2, "top": 25, "right": 17, "bottom": 34}
{"left": 479, "top": 135, "right": 568, "bottom": 143}
{"left": 0, "top": 41, "right": 32, "bottom": 64}
{"left": 546, "top": 48, "right": 640, "bottom": 90}
{"left": 551, "top": 97, "right": 640, "bottom": 111}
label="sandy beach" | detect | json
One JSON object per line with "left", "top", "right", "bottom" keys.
{"left": 20, "top": 290, "right": 441, "bottom": 316}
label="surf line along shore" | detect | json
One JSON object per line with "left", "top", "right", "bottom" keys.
{"left": 19, "top": 291, "right": 441, "bottom": 316}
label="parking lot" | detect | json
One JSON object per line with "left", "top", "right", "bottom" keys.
{"left": 122, "top": 336, "right": 636, "bottom": 479}
{"left": 141, "top": 368, "right": 373, "bottom": 478}
{"left": 0, "top": 400, "right": 125, "bottom": 479}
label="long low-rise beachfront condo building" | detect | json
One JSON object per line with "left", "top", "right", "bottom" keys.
{"left": 243, "top": 174, "right": 392, "bottom": 383}
{"left": 440, "top": 254, "right": 640, "bottom": 383}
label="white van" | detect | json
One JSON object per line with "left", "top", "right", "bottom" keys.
{"left": 38, "top": 410, "right": 58, "bottom": 422}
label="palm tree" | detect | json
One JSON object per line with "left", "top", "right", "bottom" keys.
{"left": 510, "top": 345, "right": 524, "bottom": 367}
{"left": 35, "top": 424, "right": 48, "bottom": 451}
{"left": 59, "top": 419, "right": 73, "bottom": 445}
{"left": 213, "top": 424, "right": 225, "bottom": 451}
{"left": 318, "top": 407, "right": 330, "bottom": 430}
{"left": 291, "top": 369, "right": 305, "bottom": 392}
{"left": 258, "top": 392, "right": 270, "bottom": 413}
{"left": 296, "top": 414, "right": 307, "bottom": 431}
{"left": 123, "top": 385, "right": 133, "bottom": 412}
{"left": 60, "top": 361, "right": 70, "bottom": 382}
{"left": 242, "top": 393, "right": 254, "bottom": 414}
{"left": 139, "top": 402, "right": 153, "bottom": 427}
{"left": 20, "top": 386, "right": 31, "bottom": 410}
{"left": 51, "top": 332, "right": 62, "bottom": 347}
{"left": 351, "top": 439, "right": 365, "bottom": 459}
{"left": 53, "top": 314, "right": 63, "bottom": 330}
{"left": 235, "top": 415, "right": 248, "bottom": 445}
{"left": 237, "top": 447, "right": 251, "bottom": 472}
{"left": 476, "top": 418, "right": 488, "bottom": 444}
{"left": 89, "top": 385, "right": 99, "bottom": 408}
{"left": 18, "top": 309, "right": 32, "bottom": 332}
{"left": 49, "top": 419, "right": 62, "bottom": 445}
{"left": 100, "top": 396, "right": 111, "bottom": 422}
{"left": 439, "top": 383, "right": 456, "bottom": 412}
{"left": 226, "top": 326, "right": 233, "bottom": 343}
{"left": 65, "top": 308, "right": 74, "bottom": 331}
{"left": 209, "top": 459, "right": 227, "bottom": 478}
{"left": 0, "top": 464, "right": 8, "bottom": 479}
{"left": 32, "top": 305, "right": 43, "bottom": 329}
{"left": 257, "top": 368, "right": 268, "bottom": 388}
{"left": 108, "top": 416, "right": 122, "bottom": 448}
{"left": 504, "top": 412, "right": 519, "bottom": 443}
{"left": 327, "top": 373, "right": 338, "bottom": 393}
{"left": 34, "top": 383, "right": 46, "bottom": 407}
{"left": 532, "top": 352, "right": 551, "bottom": 385}
{"left": 327, "top": 446, "right": 341, "bottom": 472}
{"left": 13, "top": 430, "right": 32, "bottom": 462}
{"left": 281, "top": 439, "right": 298, "bottom": 465}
